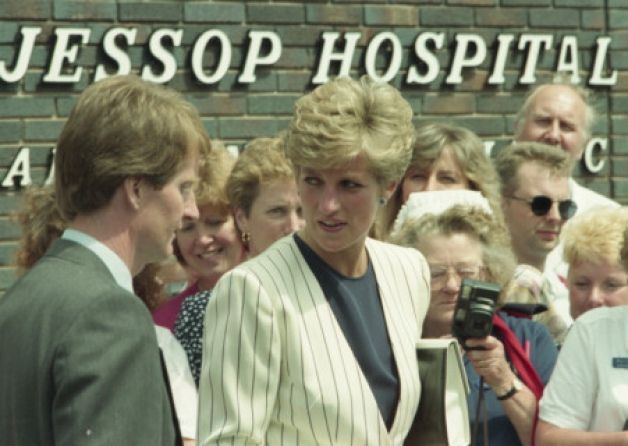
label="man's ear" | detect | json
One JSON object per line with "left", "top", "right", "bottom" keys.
{"left": 123, "top": 177, "right": 143, "bottom": 210}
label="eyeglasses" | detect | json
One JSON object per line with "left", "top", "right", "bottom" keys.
{"left": 429, "top": 264, "right": 483, "bottom": 288}
{"left": 506, "top": 195, "right": 577, "bottom": 220}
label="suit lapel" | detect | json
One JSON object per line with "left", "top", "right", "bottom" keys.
{"left": 367, "top": 239, "right": 421, "bottom": 442}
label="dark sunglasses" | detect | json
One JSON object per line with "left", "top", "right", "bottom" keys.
{"left": 506, "top": 195, "right": 577, "bottom": 220}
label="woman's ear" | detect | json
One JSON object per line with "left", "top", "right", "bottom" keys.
{"left": 233, "top": 207, "right": 248, "bottom": 234}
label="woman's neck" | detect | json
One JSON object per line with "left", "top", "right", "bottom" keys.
{"left": 197, "top": 275, "right": 218, "bottom": 292}
{"left": 297, "top": 231, "right": 368, "bottom": 278}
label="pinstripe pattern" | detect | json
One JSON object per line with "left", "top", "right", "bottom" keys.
{"left": 198, "top": 235, "right": 430, "bottom": 446}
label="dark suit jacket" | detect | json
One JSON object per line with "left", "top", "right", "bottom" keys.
{"left": 0, "top": 239, "right": 177, "bottom": 445}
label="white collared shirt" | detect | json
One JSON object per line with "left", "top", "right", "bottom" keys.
{"left": 540, "top": 306, "right": 628, "bottom": 431}
{"left": 569, "top": 177, "right": 619, "bottom": 216}
{"left": 62, "top": 228, "right": 134, "bottom": 293}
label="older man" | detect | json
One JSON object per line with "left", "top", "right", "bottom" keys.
{"left": 514, "top": 79, "right": 618, "bottom": 214}
{"left": 0, "top": 75, "right": 209, "bottom": 445}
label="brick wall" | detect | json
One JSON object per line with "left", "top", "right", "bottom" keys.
{"left": 0, "top": 0, "right": 624, "bottom": 292}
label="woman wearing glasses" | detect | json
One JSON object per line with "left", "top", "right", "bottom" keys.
{"left": 391, "top": 205, "right": 558, "bottom": 446}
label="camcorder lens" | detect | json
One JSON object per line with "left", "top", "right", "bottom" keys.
{"left": 451, "top": 279, "right": 501, "bottom": 348}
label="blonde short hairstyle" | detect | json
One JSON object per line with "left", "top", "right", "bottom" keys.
{"left": 494, "top": 141, "right": 573, "bottom": 197}
{"left": 285, "top": 76, "right": 415, "bottom": 186}
{"left": 226, "top": 136, "right": 295, "bottom": 216}
{"left": 55, "top": 75, "right": 211, "bottom": 220}
{"left": 390, "top": 205, "right": 515, "bottom": 302}
{"left": 377, "top": 122, "right": 502, "bottom": 238}
{"left": 563, "top": 207, "right": 628, "bottom": 267}
{"left": 514, "top": 73, "right": 596, "bottom": 142}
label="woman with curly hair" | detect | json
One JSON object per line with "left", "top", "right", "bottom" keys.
{"left": 391, "top": 205, "right": 557, "bottom": 446}
{"left": 198, "top": 76, "right": 430, "bottom": 445}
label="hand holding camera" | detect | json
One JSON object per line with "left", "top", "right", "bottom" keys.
{"left": 465, "top": 336, "right": 518, "bottom": 393}
{"left": 451, "top": 279, "right": 515, "bottom": 391}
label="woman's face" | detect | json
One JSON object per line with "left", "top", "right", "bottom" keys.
{"left": 175, "top": 203, "right": 244, "bottom": 290}
{"left": 297, "top": 153, "right": 394, "bottom": 268}
{"left": 235, "top": 177, "right": 304, "bottom": 257}
{"left": 401, "top": 147, "right": 471, "bottom": 203}
{"left": 567, "top": 260, "right": 628, "bottom": 320}
{"left": 420, "top": 233, "right": 484, "bottom": 333}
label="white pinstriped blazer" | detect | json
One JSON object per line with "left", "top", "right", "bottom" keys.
{"left": 198, "top": 235, "right": 430, "bottom": 445}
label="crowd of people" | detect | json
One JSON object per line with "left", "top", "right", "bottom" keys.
{"left": 0, "top": 72, "right": 626, "bottom": 446}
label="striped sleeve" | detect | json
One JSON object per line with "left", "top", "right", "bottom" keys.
{"left": 197, "top": 267, "right": 280, "bottom": 446}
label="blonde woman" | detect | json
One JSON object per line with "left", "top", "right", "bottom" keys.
{"left": 198, "top": 76, "right": 430, "bottom": 445}
{"left": 537, "top": 222, "right": 628, "bottom": 444}
{"left": 561, "top": 207, "right": 628, "bottom": 320}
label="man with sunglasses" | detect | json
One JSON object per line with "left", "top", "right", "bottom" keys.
{"left": 495, "top": 142, "right": 576, "bottom": 331}
{"left": 496, "top": 142, "right": 575, "bottom": 272}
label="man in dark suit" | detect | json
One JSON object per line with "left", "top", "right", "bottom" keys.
{"left": 0, "top": 75, "right": 209, "bottom": 445}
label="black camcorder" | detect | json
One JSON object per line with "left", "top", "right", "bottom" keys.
{"left": 451, "top": 278, "right": 501, "bottom": 348}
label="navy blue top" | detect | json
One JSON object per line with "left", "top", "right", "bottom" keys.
{"left": 466, "top": 311, "right": 558, "bottom": 445}
{"left": 294, "top": 234, "right": 400, "bottom": 429}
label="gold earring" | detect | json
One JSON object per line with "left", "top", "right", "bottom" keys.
{"left": 241, "top": 232, "right": 250, "bottom": 243}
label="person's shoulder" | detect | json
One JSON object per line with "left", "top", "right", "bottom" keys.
{"left": 152, "top": 287, "right": 192, "bottom": 327}
{"left": 214, "top": 236, "right": 297, "bottom": 288}
{"left": 498, "top": 311, "right": 551, "bottom": 339}
{"left": 575, "top": 306, "right": 628, "bottom": 329}
{"left": 242, "top": 234, "right": 299, "bottom": 270}
{"left": 366, "top": 237, "right": 423, "bottom": 258}
{"left": 5, "top": 246, "right": 133, "bottom": 311}
{"left": 570, "top": 178, "right": 620, "bottom": 211}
